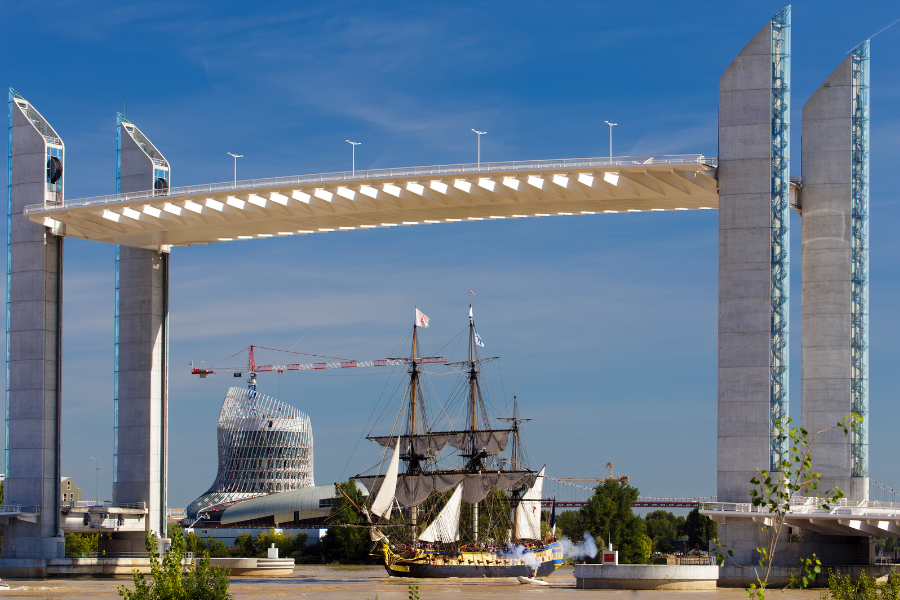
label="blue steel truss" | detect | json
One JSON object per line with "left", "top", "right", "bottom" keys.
{"left": 769, "top": 6, "right": 791, "bottom": 470}
{"left": 850, "top": 40, "right": 870, "bottom": 478}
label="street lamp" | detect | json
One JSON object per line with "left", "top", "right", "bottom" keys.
{"left": 89, "top": 456, "right": 104, "bottom": 504}
{"left": 603, "top": 121, "right": 617, "bottom": 162}
{"left": 471, "top": 129, "right": 487, "bottom": 166}
{"left": 227, "top": 152, "right": 243, "bottom": 186}
{"left": 345, "top": 140, "right": 361, "bottom": 175}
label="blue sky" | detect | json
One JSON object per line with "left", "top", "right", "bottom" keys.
{"left": 3, "top": 0, "right": 900, "bottom": 508}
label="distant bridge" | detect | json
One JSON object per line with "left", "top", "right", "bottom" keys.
{"left": 541, "top": 497, "right": 715, "bottom": 509}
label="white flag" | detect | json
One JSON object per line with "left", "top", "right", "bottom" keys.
{"left": 415, "top": 307, "right": 430, "bottom": 328}
{"left": 474, "top": 329, "right": 484, "bottom": 347}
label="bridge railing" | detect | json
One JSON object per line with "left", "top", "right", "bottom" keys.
{"left": 65, "top": 500, "right": 147, "bottom": 510}
{"left": 0, "top": 504, "right": 40, "bottom": 515}
{"left": 700, "top": 498, "right": 900, "bottom": 516}
{"left": 24, "top": 154, "right": 717, "bottom": 215}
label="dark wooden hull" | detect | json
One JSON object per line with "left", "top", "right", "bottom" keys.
{"left": 382, "top": 542, "right": 563, "bottom": 579}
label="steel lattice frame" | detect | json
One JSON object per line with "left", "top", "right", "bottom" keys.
{"left": 850, "top": 40, "right": 870, "bottom": 478}
{"left": 186, "top": 387, "right": 314, "bottom": 517}
{"left": 769, "top": 6, "right": 791, "bottom": 469}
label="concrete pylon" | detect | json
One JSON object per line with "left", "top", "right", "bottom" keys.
{"left": 108, "top": 114, "right": 170, "bottom": 552}
{"left": 801, "top": 41, "right": 870, "bottom": 504}
{"left": 2, "top": 89, "right": 66, "bottom": 563}
{"left": 716, "top": 7, "right": 792, "bottom": 566}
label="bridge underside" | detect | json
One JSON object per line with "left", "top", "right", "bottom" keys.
{"left": 25, "top": 157, "right": 717, "bottom": 249}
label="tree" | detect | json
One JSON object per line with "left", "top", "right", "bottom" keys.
{"left": 562, "top": 479, "right": 649, "bottom": 564}
{"left": 118, "top": 527, "right": 231, "bottom": 600}
{"left": 645, "top": 510, "right": 684, "bottom": 553}
{"left": 319, "top": 478, "right": 376, "bottom": 564}
{"left": 66, "top": 533, "right": 99, "bottom": 556}
{"left": 683, "top": 507, "right": 716, "bottom": 551}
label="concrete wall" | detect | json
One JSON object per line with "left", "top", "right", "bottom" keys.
{"left": 717, "top": 18, "right": 776, "bottom": 505}
{"left": 801, "top": 54, "right": 868, "bottom": 502}
{"left": 3, "top": 95, "right": 65, "bottom": 559}
{"left": 113, "top": 122, "right": 169, "bottom": 545}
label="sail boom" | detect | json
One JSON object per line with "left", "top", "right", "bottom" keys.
{"left": 368, "top": 429, "right": 515, "bottom": 455}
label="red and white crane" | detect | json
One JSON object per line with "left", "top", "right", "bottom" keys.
{"left": 191, "top": 344, "right": 446, "bottom": 380}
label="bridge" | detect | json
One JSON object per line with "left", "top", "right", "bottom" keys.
{"left": 24, "top": 155, "right": 717, "bottom": 249}
{"left": 1, "top": 7, "right": 883, "bottom": 573}
{"left": 542, "top": 497, "right": 715, "bottom": 509}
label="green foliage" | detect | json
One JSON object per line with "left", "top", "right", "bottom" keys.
{"left": 714, "top": 414, "right": 861, "bottom": 600}
{"left": 555, "top": 480, "right": 648, "bottom": 564}
{"left": 683, "top": 507, "right": 716, "bottom": 551}
{"left": 408, "top": 584, "right": 419, "bottom": 600}
{"left": 823, "top": 569, "right": 900, "bottom": 600}
{"left": 118, "top": 527, "right": 231, "bottom": 600}
{"left": 65, "top": 533, "right": 99, "bottom": 556}
{"left": 645, "top": 510, "right": 685, "bottom": 553}
{"left": 318, "top": 477, "right": 376, "bottom": 564}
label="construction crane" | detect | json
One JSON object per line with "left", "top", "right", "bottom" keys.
{"left": 555, "top": 462, "right": 629, "bottom": 486}
{"left": 191, "top": 345, "right": 446, "bottom": 389}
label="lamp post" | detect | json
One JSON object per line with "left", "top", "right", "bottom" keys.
{"left": 603, "top": 121, "right": 617, "bottom": 162}
{"left": 89, "top": 456, "right": 104, "bottom": 504}
{"left": 471, "top": 130, "right": 486, "bottom": 166}
{"left": 345, "top": 140, "right": 361, "bottom": 176}
{"left": 227, "top": 152, "right": 243, "bottom": 186}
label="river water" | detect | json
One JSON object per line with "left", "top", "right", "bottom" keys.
{"left": 1, "top": 565, "right": 822, "bottom": 599}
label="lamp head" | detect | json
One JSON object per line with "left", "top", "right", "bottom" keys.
{"left": 472, "top": 129, "right": 487, "bottom": 135}
{"left": 345, "top": 140, "right": 361, "bottom": 146}
{"left": 604, "top": 121, "right": 618, "bottom": 127}
{"left": 227, "top": 152, "right": 243, "bottom": 158}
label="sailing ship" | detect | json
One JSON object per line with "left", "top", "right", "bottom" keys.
{"left": 351, "top": 305, "right": 563, "bottom": 578}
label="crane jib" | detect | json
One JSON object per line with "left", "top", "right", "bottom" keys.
{"left": 192, "top": 356, "right": 446, "bottom": 375}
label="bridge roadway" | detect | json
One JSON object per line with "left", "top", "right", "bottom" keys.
{"left": 541, "top": 497, "right": 713, "bottom": 509}
{"left": 24, "top": 155, "right": 718, "bottom": 250}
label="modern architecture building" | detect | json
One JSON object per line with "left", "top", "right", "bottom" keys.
{"left": 186, "top": 386, "right": 314, "bottom": 519}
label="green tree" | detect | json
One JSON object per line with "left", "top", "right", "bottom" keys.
{"left": 555, "top": 510, "right": 586, "bottom": 542}
{"left": 683, "top": 507, "right": 716, "bottom": 551}
{"left": 319, "top": 477, "right": 375, "bottom": 564}
{"left": 65, "top": 533, "right": 99, "bottom": 556}
{"left": 645, "top": 510, "right": 683, "bottom": 553}
{"left": 118, "top": 526, "right": 231, "bottom": 600}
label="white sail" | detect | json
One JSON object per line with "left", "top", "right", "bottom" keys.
{"left": 370, "top": 437, "right": 400, "bottom": 519}
{"left": 515, "top": 466, "right": 544, "bottom": 540}
{"left": 418, "top": 484, "right": 463, "bottom": 543}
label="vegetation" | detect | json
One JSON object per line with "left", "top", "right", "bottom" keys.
{"left": 684, "top": 506, "right": 716, "bottom": 551}
{"left": 645, "top": 510, "right": 685, "bottom": 553}
{"left": 714, "top": 414, "right": 860, "bottom": 599}
{"left": 65, "top": 532, "right": 99, "bottom": 556}
{"left": 822, "top": 570, "right": 900, "bottom": 600}
{"left": 118, "top": 527, "right": 231, "bottom": 600}
{"left": 315, "top": 477, "right": 377, "bottom": 564}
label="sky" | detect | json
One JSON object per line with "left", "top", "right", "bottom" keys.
{"left": 2, "top": 0, "right": 900, "bottom": 509}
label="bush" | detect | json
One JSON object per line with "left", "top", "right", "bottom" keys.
{"left": 66, "top": 533, "right": 99, "bottom": 556}
{"left": 118, "top": 528, "right": 231, "bottom": 600}
{"left": 823, "top": 569, "right": 900, "bottom": 600}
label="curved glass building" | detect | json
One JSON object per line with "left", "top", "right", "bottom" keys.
{"left": 187, "top": 386, "right": 314, "bottom": 518}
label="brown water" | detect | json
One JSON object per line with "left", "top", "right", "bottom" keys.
{"left": 0, "top": 565, "right": 822, "bottom": 599}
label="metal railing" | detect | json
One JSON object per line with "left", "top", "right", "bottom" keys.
{"left": 64, "top": 551, "right": 195, "bottom": 560}
{"left": 65, "top": 500, "right": 147, "bottom": 510}
{"left": 0, "top": 504, "right": 40, "bottom": 515}
{"left": 44, "top": 135, "right": 62, "bottom": 146}
{"left": 701, "top": 497, "right": 900, "bottom": 516}
{"left": 24, "top": 154, "right": 716, "bottom": 215}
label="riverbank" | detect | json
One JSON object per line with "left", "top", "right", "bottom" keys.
{"left": 0, "top": 564, "right": 830, "bottom": 599}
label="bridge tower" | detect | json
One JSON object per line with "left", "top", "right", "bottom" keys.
{"left": 716, "top": 6, "right": 791, "bottom": 564}
{"left": 107, "top": 114, "right": 170, "bottom": 552}
{"left": 2, "top": 89, "right": 66, "bottom": 562}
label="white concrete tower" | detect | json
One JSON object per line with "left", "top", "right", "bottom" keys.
{"left": 717, "top": 6, "right": 791, "bottom": 505}
{"left": 111, "top": 114, "right": 170, "bottom": 550}
{"left": 801, "top": 41, "right": 870, "bottom": 503}
{"left": 3, "top": 89, "right": 66, "bottom": 560}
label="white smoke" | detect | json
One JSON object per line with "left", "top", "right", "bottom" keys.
{"left": 558, "top": 533, "right": 598, "bottom": 561}
{"left": 501, "top": 544, "right": 541, "bottom": 568}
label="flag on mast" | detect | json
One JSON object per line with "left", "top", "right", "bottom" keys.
{"left": 474, "top": 327, "right": 484, "bottom": 347}
{"left": 415, "top": 307, "right": 430, "bottom": 328}
{"left": 549, "top": 491, "right": 557, "bottom": 539}
{"left": 469, "top": 289, "right": 475, "bottom": 296}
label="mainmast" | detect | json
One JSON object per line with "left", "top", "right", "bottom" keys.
{"left": 499, "top": 391, "right": 531, "bottom": 542}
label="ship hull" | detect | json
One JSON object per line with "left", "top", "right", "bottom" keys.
{"left": 382, "top": 542, "right": 563, "bottom": 579}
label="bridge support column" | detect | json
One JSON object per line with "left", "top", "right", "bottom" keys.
{"left": 2, "top": 90, "right": 66, "bottom": 565}
{"left": 110, "top": 114, "right": 170, "bottom": 552}
{"left": 800, "top": 43, "right": 870, "bottom": 504}
{"left": 716, "top": 7, "right": 791, "bottom": 566}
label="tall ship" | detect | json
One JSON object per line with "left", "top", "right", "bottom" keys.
{"left": 352, "top": 305, "right": 563, "bottom": 578}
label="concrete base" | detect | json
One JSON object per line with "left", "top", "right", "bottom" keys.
{"left": 0, "top": 557, "right": 186, "bottom": 577}
{"left": 718, "top": 564, "right": 897, "bottom": 588}
{"left": 205, "top": 557, "right": 295, "bottom": 577}
{"left": 573, "top": 564, "right": 719, "bottom": 590}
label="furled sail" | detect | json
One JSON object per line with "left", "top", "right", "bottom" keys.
{"left": 358, "top": 470, "right": 536, "bottom": 507}
{"left": 418, "top": 484, "right": 463, "bottom": 543}
{"left": 369, "top": 437, "right": 400, "bottom": 519}
{"left": 368, "top": 429, "right": 512, "bottom": 456}
{"left": 515, "top": 466, "right": 544, "bottom": 540}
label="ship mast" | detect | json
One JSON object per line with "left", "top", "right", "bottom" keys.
{"left": 499, "top": 390, "right": 531, "bottom": 542}
{"left": 468, "top": 303, "right": 478, "bottom": 542}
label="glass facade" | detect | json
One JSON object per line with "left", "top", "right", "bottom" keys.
{"left": 186, "top": 386, "right": 314, "bottom": 518}
{"left": 850, "top": 40, "right": 870, "bottom": 478}
{"left": 769, "top": 6, "right": 791, "bottom": 469}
